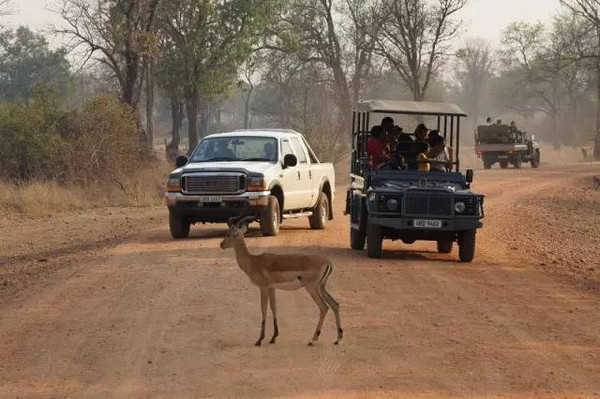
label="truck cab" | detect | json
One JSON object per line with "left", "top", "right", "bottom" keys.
{"left": 166, "top": 129, "right": 335, "bottom": 238}
{"left": 346, "top": 100, "right": 485, "bottom": 262}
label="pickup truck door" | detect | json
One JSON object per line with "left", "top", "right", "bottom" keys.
{"left": 289, "top": 137, "right": 315, "bottom": 209}
{"left": 280, "top": 139, "right": 305, "bottom": 210}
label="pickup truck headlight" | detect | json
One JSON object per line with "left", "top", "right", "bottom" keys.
{"left": 166, "top": 177, "right": 181, "bottom": 192}
{"left": 247, "top": 177, "right": 267, "bottom": 192}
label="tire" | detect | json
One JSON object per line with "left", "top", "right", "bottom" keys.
{"left": 366, "top": 223, "right": 383, "bottom": 258}
{"left": 531, "top": 152, "right": 540, "bottom": 168}
{"left": 500, "top": 160, "right": 509, "bottom": 169}
{"left": 483, "top": 161, "right": 492, "bottom": 170}
{"left": 437, "top": 240, "right": 453, "bottom": 254}
{"left": 350, "top": 227, "right": 366, "bottom": 250}
{"left": 309, "top": 192, "right": 328, "bottom": 230}
{"left": 260, "top": 195, "right": 281, "bottom": 236}
{"left": 458, "top": 229, "right": 476, "bottom": 263}
{"left": 169, "top": 211, "right": 190, "bottom": 239}
{"left": 514, "top": 154, "right": 522, "bottom": 169}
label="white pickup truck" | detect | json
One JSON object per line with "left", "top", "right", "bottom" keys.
{"left": 165, "top": 129, "right": 335, "bottom": 238}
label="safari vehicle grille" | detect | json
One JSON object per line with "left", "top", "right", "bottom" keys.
{"left": 182, "top": 174, "right": 245, "bottom": 194}
{"left": 404, "top": 193, "right": 452, "bottom": 216}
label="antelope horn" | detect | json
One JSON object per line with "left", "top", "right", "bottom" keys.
{"left": 237, "top": 215, "right": 257, "bottom": 228}
{"left": 227, "top": 213, "right": 244, "bottom": 228}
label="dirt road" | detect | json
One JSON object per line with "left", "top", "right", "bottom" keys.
{"left": 1, "top": 164, "right": 599, "bottom": 398}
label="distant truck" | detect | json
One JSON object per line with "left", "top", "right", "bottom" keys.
{"left": 165, "top": 129, "right": 335, "bottom": 238}
{"left": 475, "top": 124, "right": 541, "bottom": 169}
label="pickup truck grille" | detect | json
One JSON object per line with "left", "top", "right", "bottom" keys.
{"left": 405, "top": 193, "right": 452, "bottom": 216}
{"left": 183, "top": 174, "right": 245, "bottom": 194}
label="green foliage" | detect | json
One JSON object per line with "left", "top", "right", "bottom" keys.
{"left": 0, "top": 90, "right": 142, "bottom": 182}
{"left": 0, "top": 27, "right": 72, "bottom": 103}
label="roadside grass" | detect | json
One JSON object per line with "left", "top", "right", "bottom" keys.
{"left": 0, "top": 161, "right": 170, "bottom": 219}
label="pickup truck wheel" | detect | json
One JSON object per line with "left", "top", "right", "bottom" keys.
{"left": 350, "top": 227, "right": 366, "bottom": 250}
{"left": 366, "top": 223, "right": 383, "bottom": 258}
{"left": 260, "top": 195, "right": 281, "bottom": 236}
{"left": 309, "top": 193, "right": 328, "bottom": 230}
{"left": 458, "top": 229, "right": 476, "bottom": 263}
{"left": 500, "top": 160, "right": 509, "bottom": 169}
{"left": 169, "top": 212, "right": 190, "bottom": 239}
{"left": 437, "top": 240, "right": 453, "bottom": 254}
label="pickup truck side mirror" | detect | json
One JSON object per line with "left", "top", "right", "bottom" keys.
{"left": 175, "top": 155, "right": 188, "bottom": 168}
{"left": 466, "top": 169, "right": 474, "bottom": 183}
{"left": 283, "top": 154, "right": 298, "bottom": 169}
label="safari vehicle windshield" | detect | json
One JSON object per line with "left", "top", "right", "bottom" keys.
{"left": 190, "top": 136, "right": 278, "bottom": 163}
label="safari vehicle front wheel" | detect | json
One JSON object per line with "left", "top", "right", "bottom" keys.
{"left": 366, "top": 223, "right": 383, "bottom": 258}
{"left": 458, "top": 229, "right": 476, "bottom": 262}
{"left": 169, "top": 211, "right": 190, "bottom": 239}
{"left": 513, "top": 154, "right": 523, "bottom": 169}
{"left": 260, "top": 195, "right": 281, "bottom": 236}
{"left": 531, "top": 151, "right": 541, "bottom": 168}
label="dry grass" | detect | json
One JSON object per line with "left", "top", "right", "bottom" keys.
{"left": 0, "top": 161, "right": 171, "bottom": 219}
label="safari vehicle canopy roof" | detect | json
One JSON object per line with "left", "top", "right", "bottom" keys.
{"left": 355, "top": 100, "right": 467, "bottom": 117}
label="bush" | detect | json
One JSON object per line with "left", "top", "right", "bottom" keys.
{"left": 0, "top": 92, "right": 143, "bottom": 183}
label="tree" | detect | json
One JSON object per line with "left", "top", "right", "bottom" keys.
{"left": 57, "top": 0, "right": 161, "bottom": 108}
{"left": 156, "top": 0, "right": 272, "bottom": 152}
{"left": 0, "top": 27, "right": 72, "bottom": 103}
{"left": 455, "top": 38, "right": 494, "bottom": 122}
{"left": 559, "top": 0, "right": 600, "bottom": 157}
{"left": 372, "top": 0, "right": 467, "bottom": 101}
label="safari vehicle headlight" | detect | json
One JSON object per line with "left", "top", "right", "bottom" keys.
{"left": 454, "top": 201, "right": 466, "bottom": 213}
{"left": 247, "top": 177, "right": 268, "bottom": 192}
{"left": 166, "top": 176, "right": 181, "bottom": 193}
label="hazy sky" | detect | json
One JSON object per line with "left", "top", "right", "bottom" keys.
{"left": 5, "top": 0, "right": 562, "bottom": 46}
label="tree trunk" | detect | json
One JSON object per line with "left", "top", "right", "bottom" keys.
{"left": 167, "top": 98, "right": 183, "bottom": 159}
{"left": 199, "top": 104, "right": 210, "bottom": 140}
{"left": 596, "top": 59, "right": 600, "bottom": 159}
{"left": 144, "top": 59, "right": 154, "bottom": 153}
{"left": 243, "top": 90, "right": 253, "bottom": 129}
{"left": 186, "top": 94, "right": 199, "bottom": 154}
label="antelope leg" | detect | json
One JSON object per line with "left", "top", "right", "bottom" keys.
{"left": 255, "top": 288, "right": 268, "bottom": 346}
{"left": 306, "top": 286, "right": 329, "bottom": 346}
{"left": 321, "top": 286, "right": 343, "bottom": 345}
{"left": 268, "top": 289, "right": 279, "bottom": 344}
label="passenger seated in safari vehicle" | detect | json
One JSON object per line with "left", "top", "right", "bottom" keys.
{"left": 366, "top": 119, "right": 453, "bottom": 173}
{"left": 347, "top": 100, "right": 485, "bottom": 262}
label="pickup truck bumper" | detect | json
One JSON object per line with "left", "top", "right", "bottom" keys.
{"left": 165, "top": 191, "right": 271, "bottom": 223}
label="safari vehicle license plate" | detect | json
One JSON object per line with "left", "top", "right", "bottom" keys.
{"left": 414, "top": 219, "right": 442, "bottom": 229}
{"left": 198, "top": 196, "right": 222, "bottom": 203}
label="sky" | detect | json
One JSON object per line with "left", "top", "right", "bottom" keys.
{"left": 5, "top": 0, "right": 562, "bottom": 46}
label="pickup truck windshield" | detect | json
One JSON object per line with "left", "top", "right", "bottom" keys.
{"left": 190, "top": 136, "right": 278, "bottom": 163}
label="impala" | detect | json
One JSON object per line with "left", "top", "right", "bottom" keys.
{"left": 220, "top": 215, "right": 343, "bottom": 346}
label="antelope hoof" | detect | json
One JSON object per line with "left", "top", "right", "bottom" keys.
{"left": 269, "top": 338, "right": 277, "bottom": 344}
{"left": 307, "top": 341, "right": 314, "bottom": 346}
{"left": 255, "top": 340, "right": 263, "bottom": 347}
